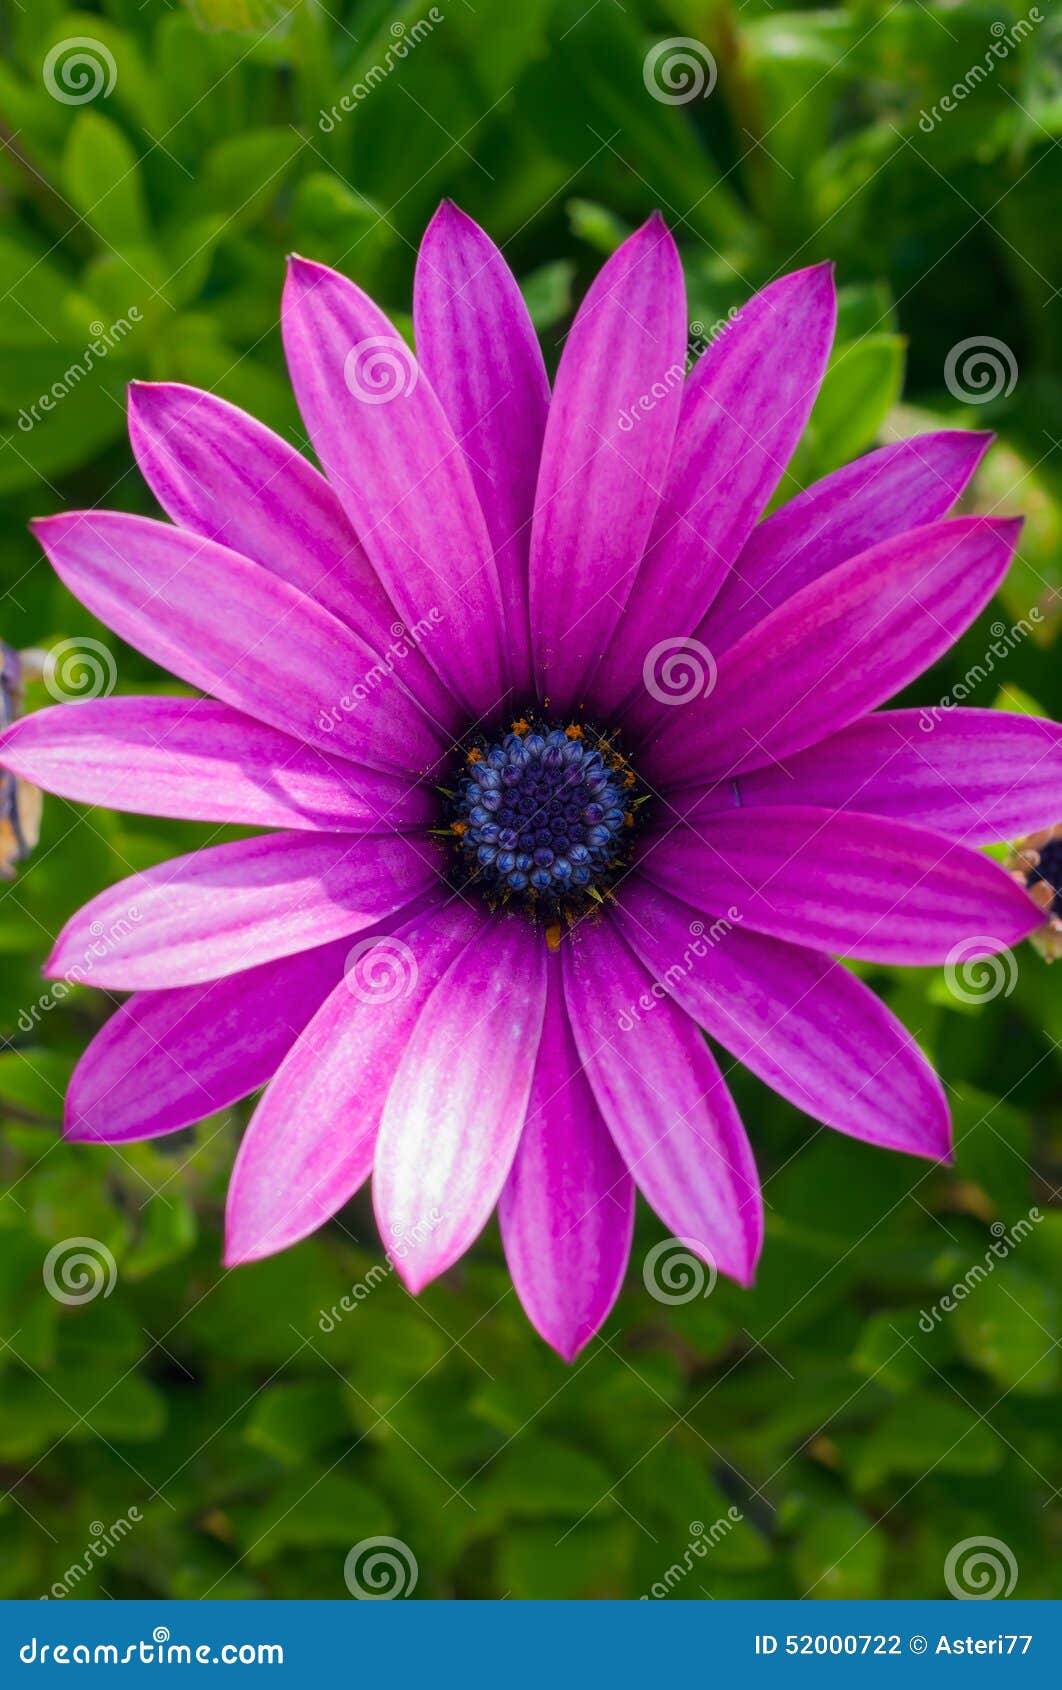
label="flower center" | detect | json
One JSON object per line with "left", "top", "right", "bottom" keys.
{"left": 445, "top": 716, "right": 644, "bottom": 917}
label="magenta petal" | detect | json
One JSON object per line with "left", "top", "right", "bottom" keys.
{"left": 46, "top": 831, "right": 444, "bottom": 989}
{"left": 373, "top": 914, "right": 548, "bottom": 1292}
{"left": 615, "top": 882, "right": 951, "bottom": 1161}
{"left": 499, "top": 952, "right": 634, "bottom": 1360}
{"left": 66, "top": 938, "right": 351, "bottom": 1144}
{"left": 642, "top": 807, "right": 1043, "bottom": 964}
{"left": 598, "top": 264, "right": 836, "bottom": 726}
{"left": 562, "top": 917, "right": 762, "bottom": 1286}
{"left": 414, "top": 203, "right": 550, "bottom": 697}
{"left": 31, "top": 512, "right": 444, "bottom": 777}
{"left": 224, "top": 902, "right": 480, "bottom": 1266}
{"left": 281, "top": 255, "right": 508, "bottom": 717}
{"left": 529, "top": 216, "right": 687, "bottom": 711}
{"left": 0, "top": 698, "right": 430, "bottom": 831}
{"left": 127, "top": 382, "right": 456, "bottom": 725}
{"left": 684, "top": 709, "right": 1062, "bottom": 846}
{"left": 705, "top": 430, "right": 992, "bottom": 653}
{"left": 649, "top": 516, "right": 1022, "bottom": 787}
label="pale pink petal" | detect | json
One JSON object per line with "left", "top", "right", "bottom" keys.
{"left": 499, "top": 953, "right": 634, "bottom": 1360}
{"left": 46, "top": 831, "right": 445, "bottom": 989}
{"left": 373, "top": 914, "right": 548, "bottom": 1292}
{"left": 282, "top": 255, "right": 508, "bottom": 716}
{"left": 0, "top": 698, "right": 429, "bottom": 831}
{"left": 529, "top": 216, "right": 687, "bottom": 711}
{"left": 66, "top": 938, "right": 351, "bottom": 1143}
{"left": 562, "top": 917, "right": 762, "bottom": 1286}
{"left": 224, "top": 902, "right": 481, "bottom": 1265}
{"left": 641, "top": 807, "right": 1042, "bottom": 964}
{"left": 414, "top": 202, "right": 550, "bottom": 696}
{"left": 615, "top": 882, "right": 950, "bottom": 1160}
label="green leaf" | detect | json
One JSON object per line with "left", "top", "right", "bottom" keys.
{"left": 63, "top": 111, "right": 150, "bottom": 248}
{"left": 790, "top": 1502, "right": 885, "bottom": 1599}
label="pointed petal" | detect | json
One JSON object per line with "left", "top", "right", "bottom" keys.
{"left": 0, "top": 698, "right": 430, "bottom": 831}
{"left": 282, "top": 255, "right": 508, "bottom": 716}
{"left": 598, "top": 264, "right": 836, "bottom": 725}
{"left": 66, "top": 938, "right": 351, "bottom": 1143}
{"left": 705, "top": 430, "right": 992, "bottom": 652}
{"left": 529, "top": 216, "right": 687, "bottom": 711}
{"left": 224, "top": 902, "right": 479, "bottom": 1265}
{"left": 641, "top": 807, "right": 1043, "bottom": 964}
{"left": 649, "top": 516, "right": 1022, "bottom": 788}
{"left": 373, "top": 914, "right": 548, "bottom": 1292}
{"left": 499, "top": 953, "right": 634, "bottom": 1360}
{"left": 127, "top": 381, "right": 457, "bottom": 725}
{"left": 615, "top": 882, "right": 951, "bottom": 1160}
{"left": 31, "top": 512, "right": 444, "bottom": 777}
{"left": 46, "top": 831, "right": 444, "bottom": 989}
{"left": 562, "top": 917, "right": 762, "bottom": 1286}
{"left": 414, "top": 202, "right": 550, "bottom": 696}
{"left": 682, "top": 709, "right": 1062, "bottom": 846}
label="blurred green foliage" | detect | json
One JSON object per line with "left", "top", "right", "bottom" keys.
{"left": 1, "top": 0, "right": 1060, "bottom": 1600}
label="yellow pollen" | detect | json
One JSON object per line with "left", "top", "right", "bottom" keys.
{"left": 545, "top": 922, "right": 563, "bottom": 952}
{"left": 451, "top": 820, "right": 469, "bottom": 837}
{"left": 564, "top": 723, "right": 583, "bottom": 740}
{"left": 511, "top": 717, "right": 530, "bottom": 736}
{"left": 466, "top": 747, "right": 483, "bottom": 765}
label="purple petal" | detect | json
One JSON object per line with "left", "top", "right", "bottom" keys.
{"left": 66, "top": 937, "right": 351, "bottom": 1143}
{"left": 682, "top": 709, "right": 1062, "bottom": 846}
{"left": 705, "top": 430, "right": 992, "bottom": 652}
{"left": 224, "top": 902, "right": 480, "bottom": 1266}
{"left": 127, "top": 381, "right": 457, "bottom": 725}
{"left": 641, "top": 807, "right": 1043, "bottom": 964}
{"left": 281, "top": 255, "right": 508, "bottom": 717}
{"left": 615, "top": 881, "right": 951, "bottom": 1160}
{"left": 499, "top": 952, "right": 634, "bottom": 1360}
{"left": 562, "top": 916, "right": 762, "bottom": 1286}
{"left": 648, "top": 516, "right": 1022, "bottom": 788}
{"left": 529, "top": 216, "right": 687, "bottom": 711}
{"left": 46, "top": 831, "right": 445, "bottom": 989}
{"left": 414, "top": 203, "right": 550, "bottom": 697}
{"left": 31, "top": 512, "right": 445, "bottom": 777}
{"left": 0, "top": 698, "right": 430, "bottom": 831}
{"left": 597, "top": 264, "right": 836, "bottom": 726}
{"left": 373, "top": 913, "right": 548, "bottom": 1292}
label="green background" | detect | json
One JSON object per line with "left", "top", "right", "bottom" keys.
{"left": 1, "top": 0, "right": 1060, "bottom": 1600}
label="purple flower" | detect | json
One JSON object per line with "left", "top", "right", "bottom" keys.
{"left": 4, "top": 205, "right": 1056, "bottom": 1360}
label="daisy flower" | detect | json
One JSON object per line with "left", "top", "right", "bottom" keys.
{"left": 4, "top": 205, "right": 1057, "bottom": 1360}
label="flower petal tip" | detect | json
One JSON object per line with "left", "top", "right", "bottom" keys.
{"left": 221, "top": 1224, "right": 271, "bottom": 1270}
{"left": 394, "top": 1260, "right": 430, "bottom": 1297}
